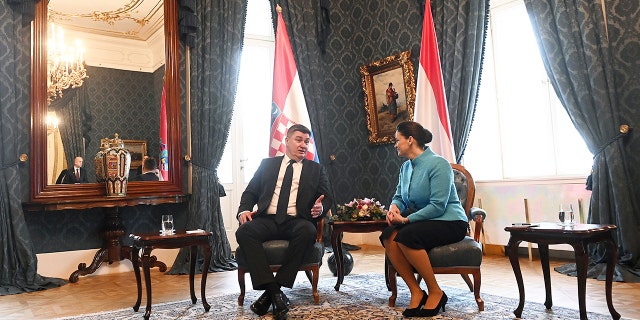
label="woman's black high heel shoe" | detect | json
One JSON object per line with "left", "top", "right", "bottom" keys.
{"left": 417, "top": 291, "right": 448, "bottom": 317}
{"left": 402, "top": 290, "right": 428, "bottom": 317}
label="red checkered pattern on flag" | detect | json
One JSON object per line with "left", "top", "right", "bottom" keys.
{"left": 269, "top": 8, "right": 319, "bottom": 163}
{"left": 414, "top": 0, "right": 456, "bottom": 162}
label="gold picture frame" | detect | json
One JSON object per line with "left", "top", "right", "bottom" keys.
{"left": 360, "top": 50, "right": 416, "bottom": 144}
{"left": 123, "top": 140, "right": 147, "bottom": 169}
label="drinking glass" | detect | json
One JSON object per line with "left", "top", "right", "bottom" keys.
{"left": 567, "top": 204, "right": 575, "bottom": 225}
{"left": 162, "top": 214, "right": 174, "bottom": 235}
{"left": 558, "top": 204, "right": 565, "bottom": 225}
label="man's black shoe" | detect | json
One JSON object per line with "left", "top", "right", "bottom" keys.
{"left": 272, "top": 291, "right": 289, "bottom": 320}
{"left": 249, "top": 291, "right": 271, "bottom": 316}
{"left": 281, "top": 291, "right": 291, "bottom": 307}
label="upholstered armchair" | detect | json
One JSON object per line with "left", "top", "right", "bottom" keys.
{"left": 235, "top": 217, "right": 325, "bottom": 306}
{"left": 386, "top": 163, "right": 486, "bottom": 311}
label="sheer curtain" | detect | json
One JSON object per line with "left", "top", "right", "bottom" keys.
{"left": 169, "top": 0, "right": 247, "bottom": 273}
{"left": 523, "top": 0, "right": 640, "bottom": 282}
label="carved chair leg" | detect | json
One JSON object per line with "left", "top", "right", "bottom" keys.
{"left": 311, "top": 267, "right": 320, "bottom": 304}
{"left": 237, "top": 268, "right": 246, "bottom": 306}
{"left": 304, "top": 270, "right": 313, "bottom": 284}
{"left": 460, "top": 273, "right": 473, "bottom": 292}
{"left": 473, "top": 271, "right": 484, "bottom": 311}
{"left": 387, "top": 263, "right": 397, "bottom": 307}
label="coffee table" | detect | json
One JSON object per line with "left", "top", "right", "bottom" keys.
{"left": 329, "top": 220, "right": 388, "bottom": 291}
{"left": 504, "top": 223, "right": 620, "bottom": 320}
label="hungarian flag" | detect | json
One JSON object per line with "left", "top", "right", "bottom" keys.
{"left": 414, "top": 0, "right": 456, "bottom": 162}
{"left": 269, "top": 6, "right": 319, "bottom": 163}
{"left": 159, "top": 84, "right": 169, "bottom": 180}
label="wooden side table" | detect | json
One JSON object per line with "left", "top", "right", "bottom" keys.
{"left": 329, "top": 220, "right": 388, "bottom": 291}
{"left": 130, "top": 230, "right": 212, "bottom": 320}
{"left": 504, "top": 223, "right": 620, "bottom": 320}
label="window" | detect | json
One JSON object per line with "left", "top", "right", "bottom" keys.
{"left": 217, "top": 0, "right": 274, "bottom": 184}
{"left": 463, "top": 0, "right": 593, "bottom": 181}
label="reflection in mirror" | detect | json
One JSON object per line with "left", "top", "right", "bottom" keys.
{"left": 30, "top": 0, "right": 183, "bottom": 204}
{"left": 46, "top": 1, "right": 165, "bottom": 185}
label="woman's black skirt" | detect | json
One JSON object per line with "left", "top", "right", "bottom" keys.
{"left": 379, "top": 219, "right": 469, "bottom": 251}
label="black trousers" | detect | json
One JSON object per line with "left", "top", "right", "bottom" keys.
{"left": 235, "top": 215, "right": 316, "bottom": 290}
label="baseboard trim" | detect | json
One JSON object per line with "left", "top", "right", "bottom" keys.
{"left": 483, "top": 244, "right": 574, "bottom": 260}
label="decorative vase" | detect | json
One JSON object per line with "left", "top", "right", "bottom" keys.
{"left": 98, "top": 134, "right": 131, "bottom": 197}
{"left": 327, "top": 250, "right": 354, "bottom": 276}
{"left": 94, "top": 138, "right": 111, "bottom": 183}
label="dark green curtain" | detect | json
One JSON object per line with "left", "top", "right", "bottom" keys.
{"left": 48, "top": 86, "right": 91, "bottom": 167}
{"left": 429, "top": 0, "right": 490, "bottom": 163}
{"left": 523, "top": 0, "right": 640, "bottom": 282}
{"left": 0, "top": 0, "right": 67, "bottom": 295}
{"left": 169, "top": 0, "right": 246, "bottom": 274}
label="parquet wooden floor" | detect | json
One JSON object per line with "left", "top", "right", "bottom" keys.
{"left": 1, "top": 245, "right": 638, "bottom": 319}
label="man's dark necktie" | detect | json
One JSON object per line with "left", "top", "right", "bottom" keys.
{"left": 75, "top": 169, "right": 80, "bottom": 181}
{"left": 276, "top": 160, "right": 295, "bottom": 224}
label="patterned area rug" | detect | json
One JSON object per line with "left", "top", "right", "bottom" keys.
{"left": 55, "top": 273, "right": 619, "bottom": 320}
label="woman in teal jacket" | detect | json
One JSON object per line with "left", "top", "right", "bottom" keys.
{"left": 380, "top": 121, "right": 468, "bottom": 318}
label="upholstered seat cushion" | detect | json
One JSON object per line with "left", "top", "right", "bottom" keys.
{"left": 235, "top": 240, "right": 324, "bottom": 267}
{"left": 429, "top": 236, "right": 482, "bottom": 267}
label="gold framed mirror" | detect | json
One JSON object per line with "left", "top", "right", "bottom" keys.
{"left": 29, "top": 0, "right": 183, "bottom": 208}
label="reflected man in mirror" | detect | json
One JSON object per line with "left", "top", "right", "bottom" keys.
{"left": 133, "top": 156, "right": 162, "bottom": 181}
{"left": 55, "top": 156, "right": 88, "bottom": 184}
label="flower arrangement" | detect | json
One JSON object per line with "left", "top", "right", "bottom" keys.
{"left": 332, "top": 198, "right": 387, "bottom": 222}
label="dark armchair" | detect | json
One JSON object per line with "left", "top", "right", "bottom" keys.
{"left": 235, "top": 217, "right": 325, "bottom": 306}
{"left": 386, "top": 163, "right": 486, "bottom": 311}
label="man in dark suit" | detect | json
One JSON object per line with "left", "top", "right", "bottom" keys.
{"left": 55, "top": 156, "right": 88, "bottom": 184}
{"left": 133, "top": 157, "right": 160, "bottom": 181}
{"left": 236, "top": 124, "right": 333, "bottom": 320}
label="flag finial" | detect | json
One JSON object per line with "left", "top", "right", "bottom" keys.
{"left": 276, "top": 4, "right": 282, "bottom": 13}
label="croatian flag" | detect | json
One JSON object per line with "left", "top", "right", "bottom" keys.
{"left": 159, "top": 84, "right": 169, "bottom": 180}
{"left": 414, "top": 0, "right": 456, "bottom": 162}
{"left": 269, "top": 6, "right": 319, "bottom": 163}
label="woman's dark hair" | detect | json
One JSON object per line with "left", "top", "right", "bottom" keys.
{"left": 396, "top": 121, "right": 433, "bottom": 148}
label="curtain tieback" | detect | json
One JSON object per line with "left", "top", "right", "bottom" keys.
{"left": 592, "top": 124, "right": 631, "bottom": 159}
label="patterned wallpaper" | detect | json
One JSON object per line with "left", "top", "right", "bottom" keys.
{"left": 318, "top": 0, "right": 423, "bottom": 206}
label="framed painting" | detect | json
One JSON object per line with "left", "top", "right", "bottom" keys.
{"left": 123, "top": 140, "right": 147, "bottom": 169}
{"left": 360, "top": 50, "right": 416, "bottom": 144}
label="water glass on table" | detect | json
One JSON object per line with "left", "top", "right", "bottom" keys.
{"left": 558, "top": 204, "right": 575, "bottom": 226}
{"left": 162, "top": 214, "right": 174, "bottom": 235}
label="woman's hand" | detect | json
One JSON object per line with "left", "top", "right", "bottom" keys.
{"left": 386, "top": 204, "right": 402, "bottom": 226}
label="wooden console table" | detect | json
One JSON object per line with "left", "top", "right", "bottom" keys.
{"left": 329, "top": 220, "right": 388, "bottom": 291}
{"left": 131, "top": 230, "right": 212, "bottom": 320}
{"left": 24, "top": 194, "right": 189, "bottom": 283}
{"left": 504, "top": 223, "right": 620, "bottom": 320}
